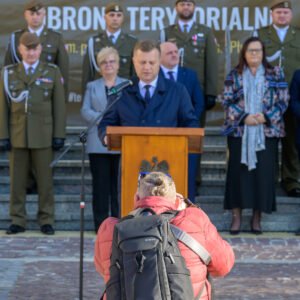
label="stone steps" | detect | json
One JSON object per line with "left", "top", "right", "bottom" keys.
{"left": 0, "top": 126, "right": 297, "bottom": 232}
{"left": 0, "top": 194, "right": 299, "bottom": 231}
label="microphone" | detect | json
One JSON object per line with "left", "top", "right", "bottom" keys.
{"left": 107, "top": 80, "right": 133, "bottom": 96}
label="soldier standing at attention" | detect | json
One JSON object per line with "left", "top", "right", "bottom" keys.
{"left": 0, "top": 32, "right": 66, "bottom": 235}
{"left": 82, "top": 2, "right": 137, "bottom": 92}
{"left": 256, "top": 0, "right": 300, "bottom": 197}
{"left": 160, "top": 0, "right": 218, "bottom": 115}
{"left": 4, "top": 0, "right": 69, "bottom": 97}
{"left": 4, "top": 0, "right": 69, "bottom": 195}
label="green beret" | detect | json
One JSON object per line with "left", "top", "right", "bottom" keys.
{"left": 271, "top": 0, "right": 292, "bottom": 10}
{"left": 175, "top": 0, "right": 195, "bottom": 5}
{"left": 24, "top": 0, "right": 44, "bottom": 12}
{"left": 105, "top": 3, "right": 123, "bottom": 14}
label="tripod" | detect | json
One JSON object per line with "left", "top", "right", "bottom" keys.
{"left": 50, "top": 91, "right": 122, "bottom": 300}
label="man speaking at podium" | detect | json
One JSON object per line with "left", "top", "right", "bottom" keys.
{"left": 98, "top": 39, "right": 198, "bottom": 143}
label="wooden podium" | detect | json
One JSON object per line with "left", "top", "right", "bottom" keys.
{"left": 107, "top": 126, "right": 204, "bottom": 216}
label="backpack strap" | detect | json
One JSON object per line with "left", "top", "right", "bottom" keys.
{"left": 170, "top": 225, "right": 211, "bottom": 265}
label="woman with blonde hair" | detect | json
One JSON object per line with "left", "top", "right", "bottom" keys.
{"left": 81, "top": 47, "right": 127, "bottom": 232}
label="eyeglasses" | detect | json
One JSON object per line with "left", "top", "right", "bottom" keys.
{"left": 100, "top": 59, "right": 117, "bottom": 66}
{"left": 246, "top": 48, "right": 263, "bottom": 54}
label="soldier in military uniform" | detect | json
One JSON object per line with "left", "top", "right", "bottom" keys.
{"left": 256, "top": 0, "right": 300, "bottom": 197}
{"left": 160, "top": 0, "right": 218, "bottom": 116}
{"left": 0, "top": 32, "right": 66, "bottom": 235}
{"left": 82, "top": 2, "right": 137, "bottom": 92}
{"left": 4, "top": 0, "right": 69, "bottom": 195}
{"left": 4, "top": 0, "right": 69, "bottom": 98}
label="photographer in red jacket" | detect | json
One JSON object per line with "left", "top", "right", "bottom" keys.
{"left": 94, "top": 172, "right": 235, "bottom": 299}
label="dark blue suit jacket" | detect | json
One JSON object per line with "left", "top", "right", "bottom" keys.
{"left": 290, "top": 69, "right": 300, "bottom": 145}
{"left": 99, "top": 74, "right": 198, "bottom": 139}
{"left": 160, "top": 67, "right": 204, "bottom": 120}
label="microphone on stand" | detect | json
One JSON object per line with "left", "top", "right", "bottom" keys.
{"left": 107, "top": 80, "right": 133, "bottom": 96}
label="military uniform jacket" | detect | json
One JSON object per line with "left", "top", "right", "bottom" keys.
{"left": 82, "top": 31, "right": 137, "bottom": 92}
{"left": 162, "top": 23, "right": 218, "bottom": 96}
{"left": 258, "top": 25, "right": 300, "bottom": 84}
{"left": 4, "top": 28, "right": 69, "bottom": 95}
{"left": 0, "top": 62, "right": 66, "bottom": 149}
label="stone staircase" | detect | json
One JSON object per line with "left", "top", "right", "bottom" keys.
{"left": 0, "top": 126, "right": 299, "bottom": 231}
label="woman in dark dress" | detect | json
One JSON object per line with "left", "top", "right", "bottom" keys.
{"left": 219, "top": 37, "right": 289, "bottom": 234}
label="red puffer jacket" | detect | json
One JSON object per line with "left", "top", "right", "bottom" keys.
{"left": 94, "top": 196, "right": 235, "bottom": 300}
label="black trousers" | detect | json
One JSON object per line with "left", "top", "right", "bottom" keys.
{"left": 89, "top": 153, "right": 120, "bottom": 232}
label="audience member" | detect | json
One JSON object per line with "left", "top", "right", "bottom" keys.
{"left": 81, "top": 47, "right": 126, "bottom": 233}
{"left": 94, "top": 171, "right": 235, "bottom": 299}
{"left": 0, "top": 32, "right": 66, "bottom": 235}
{"left": 219, "top": 37, "right": 289, "bottom": 235}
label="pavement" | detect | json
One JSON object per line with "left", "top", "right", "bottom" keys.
{"left": 0, "top": 231, "right": 299, "bottom": 300}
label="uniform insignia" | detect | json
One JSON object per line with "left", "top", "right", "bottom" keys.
{"left": 35, "top": 81, "right": 41, "bottom": 85}
{"left": 122, "top": 58, "right": 127, "bottom": 63}
{"left": 46, "top": 44, "right": 52, "bottom": 48}
{"left": 197, "top": 33, "right": 204, "bottom": 37}
{"left": 193, "top": 48, "right": 199, "bottom": 53}
{"left": 9, "top": 70, "right": 14, "bottom": 74}
{"left": 9, "top": 85, "right": 14, "bottom": 89}
{"left": 44, "top": 91, "right": 49, "bottom": 96}
{"left": 47, "top": 55, "right": 52, "bottom": 61}
{"left": 95, "top": 38, "right": 100, "bottom": 42}
{"left": 38, "top": 77, "right": 53, "bottom": 83}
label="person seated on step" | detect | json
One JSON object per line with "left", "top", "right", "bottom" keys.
{"left": 94, "top": 169, "right": 235, "bottom": 300}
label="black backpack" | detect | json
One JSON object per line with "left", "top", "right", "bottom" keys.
{"left": 105, "top": 208, "right": 211, "bottom": 300}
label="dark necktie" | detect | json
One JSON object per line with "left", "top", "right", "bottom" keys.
{"left": 183, "top": 24, "right": 188, "bottom": 33}
{"left": 167, "top": 71, "right": 175, "bottom": 81}
{"left": 109, "top": 34, "right": 115, "bottom": 44}
{"left": 144, "top": 85, "right": 151, "bottom": 102}
{"left": 28, "top": 67, "right": 34, "bottom": 75}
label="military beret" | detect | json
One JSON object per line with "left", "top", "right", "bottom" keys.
{"left": 175, "top": 0, "right": 195, "bottom": 5}
{"left": 24, "top": 0, "right": 44, "bottom": 12}
{"left": 19, "top": 32, "right": 40, "bottom": 48}
{"left": 105, "top": 3, "right": 123, "bottom": 14}
{"left": 270, "top": 0, "right": 292, "bottom": 10}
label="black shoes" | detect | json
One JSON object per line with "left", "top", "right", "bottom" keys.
{"left": 295, "top": 229, "right": 300, "bottom": 236}
{"left": 286, "top": 188, "right": 300, "bottom": 198}
{"left": 6, "top": 224, "right": 26, "bottom": 234}
{"left": 40, "top": 224, "right": 55, "bottom": 235}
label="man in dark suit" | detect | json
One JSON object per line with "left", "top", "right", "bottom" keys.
{"left": 0, "top": 33, "right": 66, "bottom": 235}
{"left": 289, "top": 69, "right": 300, "bottom": 235}
{"left": 160, "top": 41, "right": 204, "bottom": 201}
{"left": 98, "top": 39, "right": 198, "bottom": 140}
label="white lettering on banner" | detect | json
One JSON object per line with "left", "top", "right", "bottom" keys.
{"left": 47, "top": 6, "right": 106, "bottom": 31}
{"left": 46, "top": 6, "right": 271, "bottom": 32}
